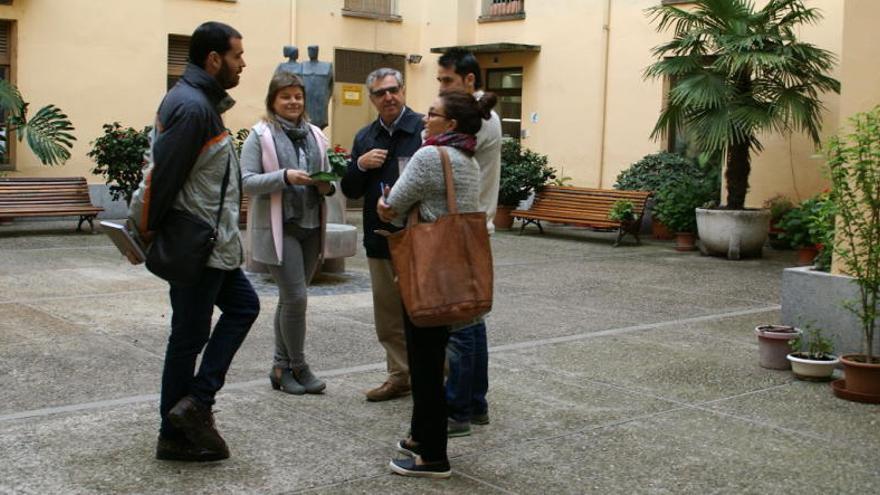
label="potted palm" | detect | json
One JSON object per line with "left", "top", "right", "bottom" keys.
{"left": 826, "top": 106, "right": 880, "bottom": 403}
{"left": 787, "top": 327, "right": 838, "bottom": 381}
{"left": 645, "top": 0, "right": 840, "bottom": 259}
{"left": 497, "top": 138, "right": 555, "bottom": 230}
{"left": 0, "top": 79, "right": 75, "bottom": 166}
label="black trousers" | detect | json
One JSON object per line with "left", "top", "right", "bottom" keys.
{"left": 403, "top": 310, "right": 450, "bottom": 463}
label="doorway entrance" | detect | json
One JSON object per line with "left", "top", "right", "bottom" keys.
{"left": 485, "top": 67, "right": 523, "bottom": 140}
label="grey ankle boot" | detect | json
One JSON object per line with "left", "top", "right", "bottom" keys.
{"left": 270, "top": 368, "right": 306, "bottom": 395}
{"left": 291, "top": 365, "right": 326, "bottom": 394}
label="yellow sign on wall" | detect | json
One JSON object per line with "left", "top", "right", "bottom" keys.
{"left": 342, "top": 85, "right": 363, "bottom": 105}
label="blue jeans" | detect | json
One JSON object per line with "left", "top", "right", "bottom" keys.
{"left": 160, "top": 267, "right": 260, "bottom": 438}
{"left": 445, "top": 321, "right": 488, "bottom": 423}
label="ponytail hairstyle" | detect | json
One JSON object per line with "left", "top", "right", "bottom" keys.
{"left": 439, "top": 90, "right": 483, "bottom": 135}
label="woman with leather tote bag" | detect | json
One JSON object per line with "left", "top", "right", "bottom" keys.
{"left": 377, "top": 90, "right": 495, "bottom": 479}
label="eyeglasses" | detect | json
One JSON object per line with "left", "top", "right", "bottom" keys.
{"left": 370, "top": 85, "right": 401, "bottom": 97}
{"left": 427, "top": 110, "right": 450, "bottom": 120}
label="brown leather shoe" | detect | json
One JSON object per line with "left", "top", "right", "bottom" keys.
{"left": 365, "top": 381, "right": 411, "bottom": 402}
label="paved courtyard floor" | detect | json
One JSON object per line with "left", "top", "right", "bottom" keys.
{"left": 1, "top": 216, "right": 878, "bottom": 494}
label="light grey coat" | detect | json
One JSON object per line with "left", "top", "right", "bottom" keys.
{"left": 241, "top": 120, "right": 330, "bottom": 267}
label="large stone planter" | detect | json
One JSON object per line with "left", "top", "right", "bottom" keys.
{"left": 696, "top": 208, "right": 770, "bottom": 259}
{"left": 782, "top": 266, "right": 880, "bottom": 356}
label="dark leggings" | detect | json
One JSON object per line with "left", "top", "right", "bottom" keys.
{"left": 403, "top": 310, "right": 450, "bottom": 463}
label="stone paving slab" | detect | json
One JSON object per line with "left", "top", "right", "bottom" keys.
{"left": 2, "top": 218, "right": 877, "bottom": 494}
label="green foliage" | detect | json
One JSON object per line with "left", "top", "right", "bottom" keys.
{"left": 0, "top": 79, "right": 76, "bottom": 166}
{"left": 653, "top": 174, "right": 717, "bottom": 233}
{"left": 232, "top": 128, "right": 250, "bottom": 157}
{"left": 763, "top": 194, "right": 795, "bottom": 225}
{"left": 87, "top": 123, "right": 151, "bottom": 205}
{"left": 614, "top": 152, "right": 701, "bottom": 192}
{"left": 608, "top": 200, "right": 636, "bottom": 223}
{"left": 327, "top": 145, "right": 350, "bottom": 178}
{"left": 499, "top": 138, "right": 555, "bottom": 206}
{"left": 789, "top": 326, "right": 835, "bottom": 360}
{"left": 644, "top": 0, "right": 840, "bottom": 209}
{"left": 776, "top": 193, "right": 835, "bottom": 268}
{"left": 825, "top": 106, "right": 880, "bottom": 362}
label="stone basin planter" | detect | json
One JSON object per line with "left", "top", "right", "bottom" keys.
{"left": 696, "top": 208, "right": 770, "bottom": 259}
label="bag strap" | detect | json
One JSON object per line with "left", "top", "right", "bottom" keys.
{"left": 437, "top": 146, "right": 458, "bottom": 214}
{"left": 213, "top": 155, "right": 232, "bottom": 233}
{"left": 403, "top": 146, "right": 457, "bottom": 227}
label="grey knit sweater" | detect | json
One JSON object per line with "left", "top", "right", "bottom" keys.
{"left": 386, "top": 145, "right": 481, "bottom": 226}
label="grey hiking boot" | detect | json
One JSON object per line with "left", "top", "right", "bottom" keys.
{"left": 291, "top": 365, "right": 326, "bottom": 394}
{"left": 472, "top": 413, "right": 490, "bottom": 425}
{"left": 447, "top": 417, "right": 471, "bottom": 437}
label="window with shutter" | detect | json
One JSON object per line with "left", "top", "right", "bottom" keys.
{"left": 167, "top": 34, "right": 190, "bottom": 90}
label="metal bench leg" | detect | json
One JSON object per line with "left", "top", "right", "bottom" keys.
{"left": 78, "top": 215, "right": 96, "bottom": 233}
{"left": 613, "top": 227, "right": 626, "bottom": 247}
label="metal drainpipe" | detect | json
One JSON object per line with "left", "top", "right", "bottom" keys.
{"left": 596, "top": 0, "right": 612, "bottom": 188}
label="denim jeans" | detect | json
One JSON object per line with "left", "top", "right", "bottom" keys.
{"left": 445, "top": 321, "right": 488, "bottom": 423}
{"left": 159, "top": 267, "right": 260, "bottom": 438}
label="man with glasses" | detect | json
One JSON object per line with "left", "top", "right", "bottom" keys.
{"left": 341, "top": 68, "right": 424, "bottom": 402}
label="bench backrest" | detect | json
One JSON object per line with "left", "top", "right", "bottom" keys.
{"left": 0, "top": 177, "right": 96, "bottom": 208}
{"left": 530, "top": 185, "right": 651, "bottom": 220}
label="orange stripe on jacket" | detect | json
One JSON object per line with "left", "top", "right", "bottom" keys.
{"left": 201, "top": 130, "right": 229, "bottom": 154}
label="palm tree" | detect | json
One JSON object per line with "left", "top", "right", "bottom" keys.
{"left": 0, "top": 79, "right": 75, "bottom": 166}
{"left": 644, "top": 0, "right": 840, "bottom": 210}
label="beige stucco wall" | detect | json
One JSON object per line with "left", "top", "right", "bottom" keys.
{"left": 0, "top": 0, "right": 868, "bottom": 213}
{"left": 1, "top": 0, "right": 291, "bottom": 181}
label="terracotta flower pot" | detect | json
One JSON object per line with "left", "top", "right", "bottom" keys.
{"left": 674, "top": 232, "right": 697, "bottom": 251}
{"left": 832, "top": 354, "right": 880, "bottom": 403}
{"left": 786, "top": 353, "right": 839, "bottom": 381}
{"left": 796, "top": 246, "right": 818, "bottom": 266}
{"left": 755, "top": 325, "right": 801, "bottom": 370}
{"left": 651, "top": 220, "right": 674, "bottom": 240}
{"left": 494, "top": 205, "right": 515, "bottom": 230}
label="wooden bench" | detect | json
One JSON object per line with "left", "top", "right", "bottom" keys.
{"left": 0, "top": 177, "right": 104, "bottom": 232}
{"left": 239, "top": 193, "right": 249, "bottom": 227}
{"left": 512, "top": 185, "right": 652, "bottom": 246}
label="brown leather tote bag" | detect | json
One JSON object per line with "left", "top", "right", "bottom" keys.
{"left": 387, "top": 146, "right": 494, "bottom": 328}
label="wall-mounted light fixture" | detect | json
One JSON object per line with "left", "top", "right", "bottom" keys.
{"left": 406, "top": 54, "right": 423, "bottom": 64}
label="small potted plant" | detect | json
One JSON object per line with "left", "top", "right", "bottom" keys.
{"left": 755, "top": 324, "right": 802, "bottom": 370}
{"left": 826, "top": 106, "right": 880, "bottom": 403}
{"left": 787, "top": 326, "right": 839, "bottom": 381}
{"left": 776, "top": 193, "right": 835, "bottom": 267}
{"left": 88, "top": 122, "right": 152, "bottom": 206}
{"left": 497, "top": 138, "right": 555, "bottom": 230}
{"left": 652, "top": 175, "right": 716, "bottom": 251}
{"left": 608, "top": 199, "right": 636, "bottom": 224}
{"left": 763, "top": 195, "right": 795, "bottom": 250}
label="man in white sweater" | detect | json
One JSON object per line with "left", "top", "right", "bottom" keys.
{"left": 436, "top": 48, "right": 502, "bottom": 437}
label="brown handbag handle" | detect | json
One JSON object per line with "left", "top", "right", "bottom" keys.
{"left": 405, "top": 146, "right": 457, "bottom": 227}
{"left": 438, "top": 146, "right": 458, "bottom": 214}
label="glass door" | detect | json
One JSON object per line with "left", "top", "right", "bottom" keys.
{"left": 485, "top": 68, "right": 522, "bottom": 140}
